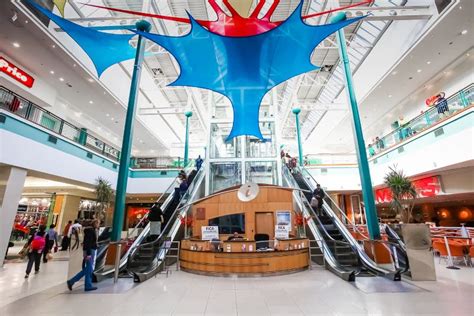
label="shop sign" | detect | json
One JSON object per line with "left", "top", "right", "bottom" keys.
{"left": 201, "top": 226, "right": 219, "bottom": 240}
{"left": 275, "top": 225, "right": 290, "bottom": 239}
{"left": 375, "top": 176, "right": 442, "bottom": 203}
{"left": 0, "top": 56, "right": 35, "bottom": 88}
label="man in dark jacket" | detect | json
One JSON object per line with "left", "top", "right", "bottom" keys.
{"left": 148, "top": 204, "right": 164, "bottom": 240}
{"left": 313, "top": 184, "right": 325, "bottom": 215}
{"left": 67, "top": 220, "right": 98, "bottom": 291}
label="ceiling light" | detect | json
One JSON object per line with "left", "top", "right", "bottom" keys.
{"left": 52, "top": 44, "right": 56, "bottom": 48}
{"left": 461, "top": 30, "right": 468, "bottom": 35}
{"left": 59, "top": 77, "right": 64, "bottom": 81}
{"left": 13, "top": 42, "right": 20, "bottom": 48}
{"left": 50, "top": 70, "right": 54, "bottom": 74}
{"left": 89, "top": 100, "right": 93, "bottom": 104}
{"left": 88, "top": 78, "right": 94, "bottom": 82}
{"left": 388, "top": 95, "right": 392, "bottom": 98}
{"left": 25, "top": 20, "right": 29, "bottom": 24}
{"left": 417, "top": 69, "right": 422, "bottom": 73}
{"left": 391, "top": 71, "right": 397, "bottom": 75}
{"left": 426, "top": 61, "right": 431, "bottom": 65}
{"left": 111, "top": 117, "right": 114, "bottom": 120}
{"left": 73, "top": 64, "right": 77, "bottom": 67}
{"left": 106, "top": 113, "right": 110, "bottom": 117}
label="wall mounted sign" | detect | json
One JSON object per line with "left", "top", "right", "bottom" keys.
{"left": 275, "top": 225, "right": 290, "bottom": 239}
{"left": 375, "top": 176, "right": 442, "bottom": 203}
{"left": 201, "top": 226, "right": 219, "bottom": 241}
{"left": 0, "top": 56, "right": 35, "bottom": 88}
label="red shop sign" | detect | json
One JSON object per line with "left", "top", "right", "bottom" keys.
{"left": 375, "top": 176, "right": 442, "bottom": 203}
{"left": 0, "top": 56, "right": 35, "bottom": 88}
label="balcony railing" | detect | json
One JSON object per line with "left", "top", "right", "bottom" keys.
{"left": 368, "top": 83, "right": 474, "bottom": 157}
{"left": 0, "top": 86, "right": 186, "bottom": 168}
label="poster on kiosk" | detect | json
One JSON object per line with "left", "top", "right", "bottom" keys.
{"left": 201, "top": 226, "right": 219, "bottom": 241}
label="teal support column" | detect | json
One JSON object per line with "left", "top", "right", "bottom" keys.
{"left": 331, "top": 12, "right": 380, "bottom": 239}
{"left": 111, "top": 20, "right": 151, "bottom": 242}
{"left": 292, "top": 108, "right": 303, "bottom": 166}
{"left": 184, "top": 111, "right": 193, "bottom": 167}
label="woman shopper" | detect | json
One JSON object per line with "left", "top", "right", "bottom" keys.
{"left": 25, "top": 224, "right": 46, "bottom": 278}
{"left": 43, "top": 224, "right": 58, "bottom": 263}
{"left": 67, "top": 220, "right": 98, "bottom": 291}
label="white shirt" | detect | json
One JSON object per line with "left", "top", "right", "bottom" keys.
{"left": 68, "top": 223, "right": 82, "bottom": 237}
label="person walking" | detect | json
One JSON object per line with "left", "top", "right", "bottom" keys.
{"left": 25, "top": 224, "right": 46, "bottom": 278}
{"left": 61, "top": 220, "right": 72, "bottom": 251}
{"left": 67, "top": 220, "right": 98, "bottom": 292}
{"left": 313, "top": 184, "right": 325, "bottom": 216}
{"left": 43, "top": 224, "right": 58, "bottom": 263}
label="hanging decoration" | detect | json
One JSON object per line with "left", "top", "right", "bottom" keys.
{"left": 53, "top": 0, "right": 67, "bottom": 17}
{"left": 29, "top": 0, "right": 366, "bottom": 140}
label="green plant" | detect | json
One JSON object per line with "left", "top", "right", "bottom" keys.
{"left": 95, "top": 177, "right": 114, "bottom": 222}
{"left": 384, "top": 165, "right": 417, "bottom": 223}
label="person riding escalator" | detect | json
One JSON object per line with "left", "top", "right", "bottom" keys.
{"left": 147, "top": 204, "right": 164, "bottom": 241}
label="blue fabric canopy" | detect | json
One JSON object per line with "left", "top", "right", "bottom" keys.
{"left": 135, "top": 2, "right": 363, "bottom": 140}
{"left": 30, "top": 1, "right": 137, "bottom": 77}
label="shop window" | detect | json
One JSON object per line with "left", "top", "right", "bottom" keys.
{"left": 209, "top": 213, "right": 245, "bottom": 234}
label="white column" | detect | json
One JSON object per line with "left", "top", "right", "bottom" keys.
{"left": 0, "top": 166, "right": 27, "bottom": 266}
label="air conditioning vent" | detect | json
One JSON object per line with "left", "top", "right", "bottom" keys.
{"left": 0, "top": 114, "right": 6, "bottom": 123}
{"left": 434, "top": 128, "right": 444, "bottom": 137}
{"left": 113, "top": 163, "right": 118, "bottom": 169}
{"left": 47, "top": 135, "right": 57, "bottom": 144}
{"left": 87, "top": 152, "right": 93, "bottom": 159}
{"left": 398, "top": 146, "right": 405, "bottom": 153}
{"left": 160, "top": 171, "right": 167, "bottom": 175}
{"left": 321, "top": 168, "right": 328, "bottom": 174}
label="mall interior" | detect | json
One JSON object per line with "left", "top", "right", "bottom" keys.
{"left": 0, "top": 0, "right": 473, "bottom": 315}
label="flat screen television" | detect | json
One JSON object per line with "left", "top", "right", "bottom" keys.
{"left": 209, "top": 214, "right": 245, "bottom": 234}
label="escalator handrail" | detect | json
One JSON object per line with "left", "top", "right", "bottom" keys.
{"left": 126, "top": 162, "right": 197, "bottom": 239}
{"left": 282, "top": 166, "right": 357, "bottom": 280}
{"left": 128, "top": 165, "right": 205, "bottom": 263}
{"left": 295, "top": 167, "right": 402, "bottom": 278}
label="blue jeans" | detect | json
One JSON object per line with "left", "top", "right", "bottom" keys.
{"left": 68, "top": 250, "right": 96, "bottom": 290}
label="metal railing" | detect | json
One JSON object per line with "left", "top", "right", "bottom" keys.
{"left": 0, "top": 85, "right": 192, "bottom": 168}
{"left": 368, "top": 83, "right": 474, "bottom": 157}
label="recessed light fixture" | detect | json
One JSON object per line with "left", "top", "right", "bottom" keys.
{"left": 388, "top": 95, "right": 392, "bottom": 98}
{"left": 13, "top": 42, "right": 20, "bottom": 48}
{"left": 461, "top": 30, "right": 468, "bottom": 35}
{"left": 89, "top": 100, "right": 93, "bottom": 104}
{"left": 417, "top": 69, "right": 422, "bottom": 73}
{"left": 426, "top": 61, "right": 431, "bottom": 65}
{"left": 391, "top": 71, "right": 397, "bottom": 75}
{"left": 50, "top": 70, "right": 55, "bottom": 74}
{"left": 106, "top": 113, "right": 110, "bottom": 117}
{"left": 73, "top": 64, "right": 77, "bottom": 67}
{"left": 25, "top": 20, "right": 29, "bottom": 24}
{"left": 59, "top": 77, "right": 64, "bottom": 81}
{"left": 111, "top": 117, "right": 114, "bottom": 120}
{"left": 88, "top": 78, "right": 94, "bottom": 82}
{"left": 52, "top": 44, "right": 56, "bottom": 48}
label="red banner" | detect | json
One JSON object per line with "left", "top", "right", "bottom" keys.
{"left": 0, "top": 56, "right": 35, "bottom": 88}
{"left": 375, "top": 176, "right": 441, "bottom": 203}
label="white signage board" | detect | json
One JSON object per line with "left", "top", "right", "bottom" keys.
{"left": 201, "top": 226, "right": 219, "bottom": 240}
{"left": 275, "top": 225, "right": 290, "bottom": 239}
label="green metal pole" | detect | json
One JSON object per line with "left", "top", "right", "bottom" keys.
{"left": 184, "top": 111, "right": 193, "bottom": 167}
{"left": 111, "top": 20, "right": 151, "bottom": 242}
{"left": 292, "top": 108, "right": 303, "bottom": 166}
{"left": 331, "top": 12, "right": 380, "bottom": 239}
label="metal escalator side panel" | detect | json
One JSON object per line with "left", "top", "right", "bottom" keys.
{"left": 132, "top": 166, "right": 206, "bottom": 282}
{"left": 281, "top": 167, "right": 356, "bottom": 282}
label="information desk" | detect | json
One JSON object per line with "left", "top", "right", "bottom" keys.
{"left": 180, "top": 238, "right": 310, "bottom": 276}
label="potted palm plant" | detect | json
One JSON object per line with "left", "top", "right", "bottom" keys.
{"left": 384, "top": 165, "right": 417, "bottom": 223}
{"left": 95, "top": 177, "right": 114, "bottom": 223}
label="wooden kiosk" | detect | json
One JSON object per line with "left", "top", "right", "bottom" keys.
{"left": 179, "top": 185, "right": 310, "bottom": 276}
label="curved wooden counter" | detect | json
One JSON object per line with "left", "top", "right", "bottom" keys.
{"left": 179, "top": 247, "right": 309, "bottom": 276}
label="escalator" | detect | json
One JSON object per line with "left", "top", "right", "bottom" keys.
{"left": 283, "top": 166, "right": 402, "bottom": 281}
{"left": 127, "top": 165, "right": 206, "bottom": 282}
{"left": 93, "top": 167, "right": 198, "bottom": 282}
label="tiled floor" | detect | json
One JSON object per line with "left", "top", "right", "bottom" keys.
{"left": 0, "top": 256, "right": 473, "bottom": 316}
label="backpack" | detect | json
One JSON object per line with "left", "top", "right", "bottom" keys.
{"left": 30, "top": 234, "right": 46, "bottom": 251}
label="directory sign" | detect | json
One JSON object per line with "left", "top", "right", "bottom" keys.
{"left": 201, "top": 226, "right": 219, "bottom": 240}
